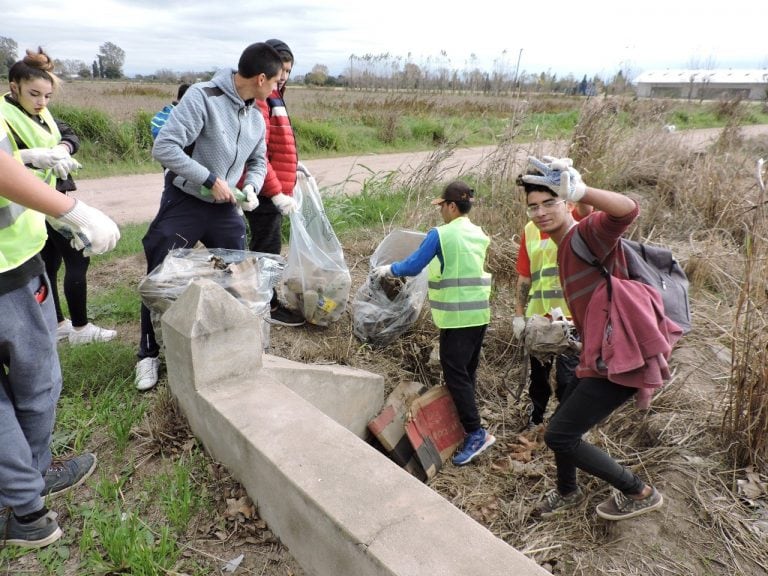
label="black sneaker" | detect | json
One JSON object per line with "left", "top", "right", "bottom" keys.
{"left": 266, "top": 305, "right": 305, "bottom": 327}
{"left": 42, "top": 453, "right": 97, "bottom": 497}
{"left": 0, "top": 509, "right": 63, "bottom": 548}
{"left": 531, "top": 487, "right": 586, "bottom": 518}
{"left": 595, "top": 487, "right": 664, "bottom": 520}
{"left": 518, "top": 418, "right": 542, "bottom": 434}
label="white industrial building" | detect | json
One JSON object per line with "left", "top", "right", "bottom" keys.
{"left": 634, "top": 69, "right": 768, "bottom": 101}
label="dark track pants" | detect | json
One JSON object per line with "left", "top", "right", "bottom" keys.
{"left": 138, "top": 178, "right": 246, "bottom": 359}
{"left": 439, "top": 325, "right": 487, "bottom": 433}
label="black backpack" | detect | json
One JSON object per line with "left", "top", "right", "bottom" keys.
{"left": 570, "top": 229, "right": 692, "bottom": 334}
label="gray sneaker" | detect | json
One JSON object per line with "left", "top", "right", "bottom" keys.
{"left": 0, "top": 509, "right": 63, "bottom": 548}
{"left": 42, "top": 453, "right": 97, "bottom": 498}
{"left": 596, "top": 487, "right": 664, "bottom": 520}
{"left": 532, "top": 487, "right": 586, "bottom": 518}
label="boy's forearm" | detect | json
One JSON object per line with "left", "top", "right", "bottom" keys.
{"left": 581, "top": 186, "right": 636, "bottom": 217}
{"left": 515, "top": 276, "right": 531, "bottom": 316}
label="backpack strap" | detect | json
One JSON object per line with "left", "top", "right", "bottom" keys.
{"left": 570, "top": 228, "right": 614, "bottom": 300}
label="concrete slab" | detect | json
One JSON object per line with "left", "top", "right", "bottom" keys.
{"left": 162, "top": 280, "right": 550, "bottom": 576}
{"left": 263, "top": 354, "right": 384, "bottom": 438}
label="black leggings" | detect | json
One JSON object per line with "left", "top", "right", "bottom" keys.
{"left": 40, "top": 223, "right": 90, "bottom": 326}
{"left": 544, "top": 376, "right": 645, "bottom": 496}
{"left": 245, "top": 201, "right": 283, "bottom": 308}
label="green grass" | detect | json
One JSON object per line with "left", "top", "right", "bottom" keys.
{"left": 78, "top": 505, "right": 181, "bottom": 575}
{"left": 0, "top": 172, "right": 424, "bottom": 572}
{"left": 55, "top": 91, "right": 768, "bottom": 179}
{"left": 6, "top": 93, "right": 767, "bottom": 573}
{"left": 154, "top": 457, "right": 206, "bottom": 535}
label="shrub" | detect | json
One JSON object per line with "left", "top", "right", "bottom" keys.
{"left": 410, "top": 118, "right": 446, "bottom": 144}
{"left": 49, "top": 103, "right": 153, "bottom": 162}
{"left": 132, "top": 110, "right": 155, "bottom": 151}
{"left": 51, "top": 104, "right": 115, "bottom": 143}
{"left": 293, "top": 119, "right": 340, "bottom": 152}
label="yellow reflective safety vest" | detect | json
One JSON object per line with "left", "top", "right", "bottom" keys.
{"left": 0, "top": 95, "right": 61, "bottom": 187}
{"left": 523, "top": 220, "right": 571, "bottom": 317}
{"left": 427, "top": 216, "right": 492, "bottom": 329}
{"left": 0, "top": 114, "right": 48, "bottom": 273}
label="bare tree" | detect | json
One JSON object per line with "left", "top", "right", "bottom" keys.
{"left": 153, "top": 68, "right": 179, "bottom": 83}
{"left": 305, "top": 64, "right": 328, "bottom": 86}
{"left": 0, "top": 36, "right": 18, "bottom": 76}
{"left": 54, "top": 58, "right": 88, "bottom": 78}
{"left": 98, "top": 41, "right": 125, "bottom": 79}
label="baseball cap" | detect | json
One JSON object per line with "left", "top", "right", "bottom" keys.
{"left": 431, "top": 181, "right": 475, "bottom": 205}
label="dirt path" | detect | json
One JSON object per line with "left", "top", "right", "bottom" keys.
{"left": 72, "top": 126, "right": 768, "bottom": 226}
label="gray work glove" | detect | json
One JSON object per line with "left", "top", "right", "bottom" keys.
{"left": 51, "top": 155, "right": 82, "bottom": 179}
{"left": 512, "top": 315, "right": 526, "bottom": 340}
{"left": 19, "top": 145, "right": 69, "bottom": 169}
{"left": 271, "top": 193, "right": 298, "bottom": 215}
{"left": 48, "top": 199, "right": 120, "bottom": 256}
{"left": 371, "top": 264, "right": 393, "bottom": 280}
{"left": 522, "top": 156, "right": 586, "bottom": 202}
{"left": 238, "top": 184, "right": 259, "bottom": 211}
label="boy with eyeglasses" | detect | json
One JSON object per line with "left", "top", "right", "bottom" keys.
{"left": 518, "top": 157, "right": 666, "bottom": 522}
{"left": 513, "top": 174, "right": 591, "bottom": 432}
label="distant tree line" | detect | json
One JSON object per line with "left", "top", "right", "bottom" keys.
{"left": 0, "top": 36, "right": 125, "bottom": 79}
{"left": 299, "top": 52, "right": 631, "bottom": 96}
{"left": 0, "top": 37, "right": 632, "bottom": 96}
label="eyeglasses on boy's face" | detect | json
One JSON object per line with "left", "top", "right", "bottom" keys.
{"left": 526, "top": 199, "right": 565, "bottom": 218}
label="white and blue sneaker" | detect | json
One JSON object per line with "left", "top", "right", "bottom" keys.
{"left": 452, "top": 428, "right": 496, "bottom": 466}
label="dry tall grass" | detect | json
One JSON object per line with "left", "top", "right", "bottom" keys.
{"left": 289, "top": 98, "right": 768, "bottom": 575}
{"left": 110, "top": 91, "right": 766, "bottom": 574}
{"left": 723, "top": 158, "right": 768, "bottom": 469}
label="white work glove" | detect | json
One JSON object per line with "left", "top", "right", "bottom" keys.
{"left": 238, "top": 184, "right": 259, "bottom": 211}
{"left": 371, "top": 265, "right": 392, "bottom": 280}
{"left": 48, "top": 199, "right": 120, "bottom": 256}
{"left": 512, "top": 316, "right": 526, "bottom": 340}
{"left": 522, "top": 155, "right": 586, "bottom": 202}
{"left": 297, "top": 161, "right": 311, "bottom": 177}
{"left": 19, "top": 146, "right": 69, "bottom": 169}
{"left": 271, "top": 193, "right": 298, "bottom": 215}
{"left": 51, "top": 155, "right": 82, "bottom": 180}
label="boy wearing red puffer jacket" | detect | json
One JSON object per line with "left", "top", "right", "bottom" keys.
{"left": 239, "top": 38, "right": 306, "bottom": 327}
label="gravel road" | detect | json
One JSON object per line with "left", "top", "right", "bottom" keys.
{"left": 72, "top": 125, "right": 768, "bottom": 226}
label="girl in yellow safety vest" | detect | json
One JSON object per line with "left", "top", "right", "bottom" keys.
{"left": 2, "top": 47, "right": 116, "bottom": 345}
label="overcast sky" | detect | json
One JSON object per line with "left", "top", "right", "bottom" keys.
{"left": 3, "top": 0, "right": 767, "bottom": 80}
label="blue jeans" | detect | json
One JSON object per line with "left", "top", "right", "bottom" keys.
{"left": 0, "top": 273, "right": 60, "bottom": 515}
{"left": 544, "top": 376, "right": 645, "bottom": 496}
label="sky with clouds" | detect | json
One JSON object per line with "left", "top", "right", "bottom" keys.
{"left": 3, "top": 0, "right": 767, "bottom": 80}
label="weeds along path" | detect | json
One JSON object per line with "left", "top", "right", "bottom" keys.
{"left": 72, "top": 145, "right": 498, "bottom": 226}
{"left": 72, "top": 125, "right": 768, "bottom": 226}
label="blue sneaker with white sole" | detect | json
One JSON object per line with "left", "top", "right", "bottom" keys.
{"left": 452, "top": 428, "right": 496, "bottom": 466}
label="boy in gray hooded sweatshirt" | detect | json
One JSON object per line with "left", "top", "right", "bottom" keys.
{"left": 135, "top": 42, "right": 283, "bottom": 391}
